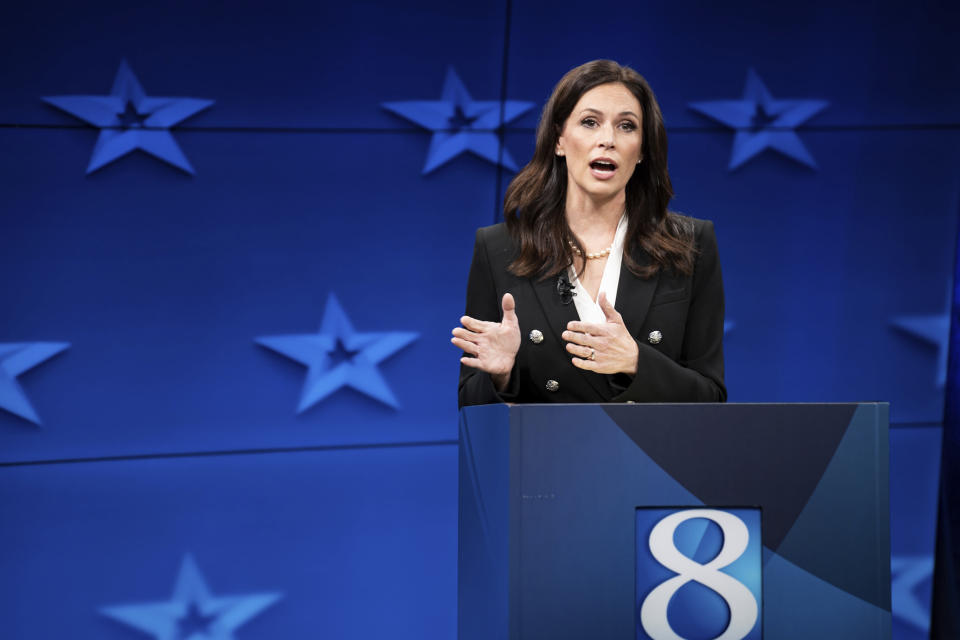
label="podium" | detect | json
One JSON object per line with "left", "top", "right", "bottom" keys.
{"left": 458, "top": 403, "right": 890, "bottom": 640}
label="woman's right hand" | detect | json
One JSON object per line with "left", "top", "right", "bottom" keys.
{"left": 452, "top": 293, "right": 521, "bottom": 392}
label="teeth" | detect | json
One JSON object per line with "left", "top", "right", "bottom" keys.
{"left": 591, "top": 161, "right": 615, "bottom": 171}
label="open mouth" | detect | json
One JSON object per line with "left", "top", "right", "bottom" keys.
{"left": 589, "top": 160, "right": 617, "bottom": 171}
{"left": 590, "top": 158, "right": 617, "bottom": 180}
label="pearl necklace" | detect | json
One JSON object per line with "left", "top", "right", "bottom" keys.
{"left": 568, "top": 240, "right": 613, "bottom": 260}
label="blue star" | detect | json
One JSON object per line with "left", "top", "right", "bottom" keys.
{"left": 689, "top": 69, "right": 828, "bottom": 170}
{"left": 100, "top": 555, "right": 282, "bottom": 640}
{"left": 257, "top": 294, "right": 418, "bottom": 411}
{"left": 891, "top": 311, "right": 949, "bottom": 387}
{"left": 43, "top": 60, "right": 213, "bottom": 174}
{"left": 0, "top": 341, "right": 70, "bottom": 425}
{"left": 890, "top": 555, "right": 934, "bottom": 632}
{"left": 382, "top": 66, "right": 535, "bottom": 174}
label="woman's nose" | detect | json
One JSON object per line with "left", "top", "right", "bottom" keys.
{"left": 598, "top": 125, "right": 615, "bottom": 148}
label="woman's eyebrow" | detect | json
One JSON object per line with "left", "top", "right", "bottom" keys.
{"left": 578, "top": 107, "right": 640, "bottom": 119}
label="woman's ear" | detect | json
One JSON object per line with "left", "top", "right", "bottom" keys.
{"left": 555, "top": 123, "right": 566, "bottom": 157}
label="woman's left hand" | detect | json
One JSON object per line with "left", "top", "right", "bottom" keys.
{"left": 562, "top": 292, "right": 639, "bottom": 375}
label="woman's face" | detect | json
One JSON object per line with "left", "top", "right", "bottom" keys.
{"left": 556, "top": 82, "right": 643, "bottom": 203}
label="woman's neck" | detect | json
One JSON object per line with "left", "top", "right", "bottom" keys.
{"left": 564, "top": 190, "right": 625, "bottom": 241}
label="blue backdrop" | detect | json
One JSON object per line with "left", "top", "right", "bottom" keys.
{"left": 1, "top": 1, "right": 958, "bottom": 637}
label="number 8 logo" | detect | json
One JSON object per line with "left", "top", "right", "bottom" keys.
{"left": 640, "top": 509, "right": 759, "bottom": 640}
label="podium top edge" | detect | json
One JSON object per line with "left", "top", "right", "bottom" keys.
{"left": 458, "top": 402, "right": 891, "bottom": 417}
{"left": 492, "top": 402, "right": 891, "bottom": 407}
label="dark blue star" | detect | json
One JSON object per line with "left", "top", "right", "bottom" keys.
{"left": 689, "top": 69, "right": 828, "bottom": 170}
{"left": 178, "top": 602, "right": 217, "bottom": 637}
{"left": 44, "top": 60, "right": 213, "bottom": 174}
{"left": 256, "top": 294, "right": 419, "bottom": 411}
{"left": 891, "top": 311, "right": 949, "bottom": 387}
{"left": 0, "top": 341, "right": 70, "bottom": 425}
{"left": 100, "top": 555, "right": 282, "bottom": 640}
{"left": 382, "top": 66, "right": 535, "bottom": 174}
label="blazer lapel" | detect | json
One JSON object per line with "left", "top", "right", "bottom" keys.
{"left": 529, "top": 272, "right": 579, "bottom": 342}
{"left": 528, "top": 272, "right": 611, "bottom": 402}
{"left": 615, "top": 251, "right": 659, "bottom": 337}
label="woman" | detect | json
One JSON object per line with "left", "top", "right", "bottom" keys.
{"left": 453, "top": 60, "right": 725, "bottom": 407}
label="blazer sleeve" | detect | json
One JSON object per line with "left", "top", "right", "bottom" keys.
{"left": 457, "top": 228, "right": 521, "bottom": 408}
{"left": 611, "top": 220, "right": 727, "bottom": 403}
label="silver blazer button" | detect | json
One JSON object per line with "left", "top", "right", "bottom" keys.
{"left": 647, "top": 330, "right": 663, "bottom": 345}
{"left": 529, "top": 329, "right": 544, "bottom": 344}
{"left": 545, "top": 379, "right": 560, "bottom": 392}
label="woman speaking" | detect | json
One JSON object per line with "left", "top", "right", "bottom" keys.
{"left": 453, "top": 60, "right": 725, "bottom": 407}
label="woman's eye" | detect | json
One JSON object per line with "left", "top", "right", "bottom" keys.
{"left": 581, "top": 118, "right": 598, "bottom": 127}
{"left": 619, "top": 121, "right": 638, "bottom": 131}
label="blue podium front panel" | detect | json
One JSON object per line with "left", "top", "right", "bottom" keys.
{"left": 459, "top": 403, "right": 890, "bottom": 640}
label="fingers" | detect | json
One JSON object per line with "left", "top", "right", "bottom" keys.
{"left": 460, "top": 315, "right": 492, "bottom": 332}
{"left": 571, "top": 356, "right": 599, "bottom": 371}
{"left": 452, "top": 327, "right": 478, "bottom": 341}
{"left": 562, "top": 329, "right": 595, "bottom": 347}
{"left": 566, "top": 321, "right": 589, "bottom": 334}
{"left": 565, "top": 342, "right": 593, "bottom": 359}
{"left": 566, "top": 321, "right": 607, "bottom": 335}
{"left": 451, "top": 336, "right": 479, "bottom": 355}
{"left": 501, "top": 293, "right": 518, "bottom": 326}
{"left": 460, "top": 356, "right": 484, "bottom": 369}
{"left": 597, "top": 292, "right": 624, "bottom": 324}
{"left": 597, "top": 291, "right": 610, "bottom": 311}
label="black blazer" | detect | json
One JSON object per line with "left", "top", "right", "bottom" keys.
{"left": 457, "top": 216, "right": 726, "bottom": 407}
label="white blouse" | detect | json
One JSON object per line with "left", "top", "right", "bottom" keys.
{"left": 567, "top": 214, "right": 628, "bottom": 324}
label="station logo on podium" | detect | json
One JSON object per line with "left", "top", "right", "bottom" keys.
{"left": 636, "top": 507, "right": 762, "bottom": 640}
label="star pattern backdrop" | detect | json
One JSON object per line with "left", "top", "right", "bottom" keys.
{"left": 43, "top": 60, "right": 213, "bottom": 174}
{"left": 1, "top": 0, "right": 958, "bottom": 638}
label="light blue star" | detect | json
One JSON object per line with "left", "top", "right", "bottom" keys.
{"left": 382, "top": 66, "right": 535, "bottom": 174}
{"left": 100, "top": 555, "right": 281, "bottom": 640}
{"left": 257, "top": 294, "right": 418, "bottom": 411}
{"left": 689, "top": 69, "right": 828, "bottom": 170}
{"left": 0, "top": 341, "right": 70, "bottom": 425}
{"left": 890, "top": 555, "right": 934, "bottom": 632}
{"left": 891, "top": 311, "right": 949, "bottom": 387}
{"left": 43, "top": 60, "right": 213, "bottom": 174}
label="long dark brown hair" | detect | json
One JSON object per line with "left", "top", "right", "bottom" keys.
{"left": 504, "top": 60, "right": 695, "bottom": 279}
